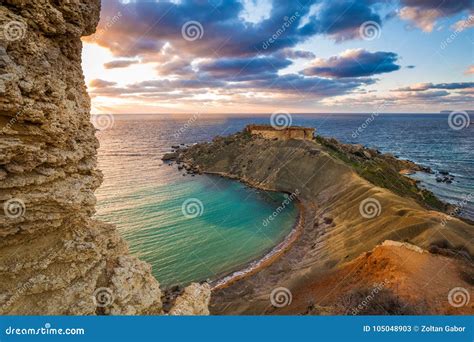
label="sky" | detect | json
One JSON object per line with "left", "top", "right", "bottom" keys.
{"left": 81, "top": 0, "right": 474, "bottom": 114}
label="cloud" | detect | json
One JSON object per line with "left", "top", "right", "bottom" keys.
{"left": 399, "top": 0, "right": 472, "bottom": 32}
{"left": 156, "top": 57, "right": 194, "bottom": 76}
{"left": 465, "top": 65, "right": 474, "bottom": 75}
{"left": 85, "top": 0, "right": 393, "bottom": 59}
{"left": 103, "top": 60, "right": 139, "bottom": 69}
{"left": 89, "top": 72, "right": 373, "bottom": 100}
{"left": 452, "top": 14, "right": 474, "bottom": 32}
{"left": 302, "top": 49, "right": 400, "bottom": 78}
{"left": 89, "top": 79, "right": 117, "bottom": 88}
{"left": 84, "top": 0, "right": 318, "bottom": 59}
{"left": 274, "top": 48, "right": 316, "bottom": 59}
{"left": 309, "top": 0, "right": 383, "bottom": 41}
{"left": 198, "top": 56, "right": 292, "bottom": 80}
{"left": 394, "top": 82, "right": 474, "bottom": 92}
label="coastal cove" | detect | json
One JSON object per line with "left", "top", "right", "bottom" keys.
{"left": 95, "top": 164, "right": 299, "bottom": 289}
{"left": 94, "top": 114, "right": 474, "bottom": 294}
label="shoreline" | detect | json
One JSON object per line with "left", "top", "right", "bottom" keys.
{"left": 204, "top": 171, "right": 306, "bottom": 291}
{"left": 211, "top": 200, "right": 305, "bottom": 291}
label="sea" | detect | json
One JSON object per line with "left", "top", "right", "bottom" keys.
{"left": 94, "top": 113, "right": 473, "bottom": 288}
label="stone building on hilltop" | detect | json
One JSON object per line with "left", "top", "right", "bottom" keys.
{"left": 245, "top": 124, "right": 315, "bottom": 141}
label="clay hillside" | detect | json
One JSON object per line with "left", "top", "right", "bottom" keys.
{"left": 171, "top": 127, "right": 474, "bottom": 315}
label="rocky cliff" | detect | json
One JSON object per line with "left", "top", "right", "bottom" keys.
{"left": 0, "top": 0, "right": 210, "bottom": 315}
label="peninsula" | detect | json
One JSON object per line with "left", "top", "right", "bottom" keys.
{"left": 169, "top": 125, "right": 474, "bottom": 315}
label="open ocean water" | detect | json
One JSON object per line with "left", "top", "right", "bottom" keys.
{"left": 94, "top": 113, "right": 473, "bottom": 288}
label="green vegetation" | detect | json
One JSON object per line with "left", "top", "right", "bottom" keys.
{"left": 314, "top": 136, "right": 447, "bottom": 212}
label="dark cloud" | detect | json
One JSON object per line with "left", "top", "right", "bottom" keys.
{"left": 302, "top": 49, "right": 400, "bottom": 78}
{"left": 198, "top": 56, "right": 292, "bottom": 80}
{"left": 401, "top": 0, "right": 472, "bottom": 15}
{"left": 84, "top": 0, "right": 320, "bottom": 59}
{"left": 156, "top": 58, "right": 194, "bottom": 76}
{"left": 246, "top": 73, "right": 376, "bottom": 96}
{"left": 274, "top": 49, "right": 316, "bottom": 60}
{"left": 308, "top": 0, "right": 383, "bottom": 41}
{"left": 103, "top": 60, "right": 139, "bottom": 69}
{"left": 89, "top": 72, "right": 373, "bottom": 99}
{"left": 89, "top": 79, "right": 117, "bottom": 88}
{"left": 85, "top": 0, "right": 392, "bottom": 59}
{"left": 395, "top": 82, "right": 474, "bottom": 92}
{"left": 399, "top": 0, "right": 473, "bottom": 32}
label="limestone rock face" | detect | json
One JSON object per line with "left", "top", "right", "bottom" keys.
{"left": 0, "top": 1, "right": 210, "bottom": 315}
{"left": 169, "top": 283, "right": 211, "bottom": 315}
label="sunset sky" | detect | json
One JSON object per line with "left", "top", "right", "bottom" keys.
{"left": 81, "top": 0, "right": 473, "bottom": 114}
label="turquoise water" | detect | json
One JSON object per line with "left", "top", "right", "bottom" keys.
{"left": 94, "top": 118, "right": 297, "bottom": 288}
{"left": 95, "top": 113, "right": 473, "bottom": 288}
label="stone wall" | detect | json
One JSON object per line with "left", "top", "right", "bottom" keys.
{"left": 246, "top": 125, "right": 314, "bottom": 141}
{"left": 0, "top": 0, "right": 209, "bottom": 315}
